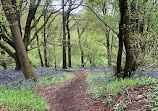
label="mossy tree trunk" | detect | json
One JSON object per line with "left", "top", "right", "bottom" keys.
{"left": 118, "top": 0, "right": 136, "bottom": 78}
{"left": 1, "top": 50, "right": 7, "bottom": 69}
{"left": 2, "top": 0, "right": 37, "bottom": 80}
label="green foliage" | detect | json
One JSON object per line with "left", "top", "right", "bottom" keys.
{"left": 37, "top": 72, "right": 75, "bottom": 85}
{"left": 146, "top": 86, "right": 158, "bottom": 111}
{"left": 0, "top": 86, "right": 49, "bottom": 111}
{"left": 113, "top": 101, "right": 127, "bottom": 111}
{"left": 87, "top": 71, "right": 157, "bottom": 100}
{"left": 105, "top": 77, "right": 156, "bottom": 97}
{"left": 0, "top": 68, "right": 75, "bottom": 110}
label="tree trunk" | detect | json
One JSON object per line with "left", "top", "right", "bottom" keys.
{"left": 0, "top": 37, "right": 7, "bottom": 69}
{"left": 130, "top": 0, "right": 140, "bottom": 61}
{"left": 116, "top": 8, "right": 124, "bottom": 77}
{"left": 2, "top": 0, "right": 37, "bottom": 80}
{"left": 77, "top": 27, "right": 84, "bottom": 67}
{"left": 0, "top": 40, "right": 21, "bottom": 70}
{"left": 36, "top": 34, "right": 44, "bottom": 67}
{"left": 111, "top": 34, "right": 114, "bottom": 57}
{"left": 13, "top": 53, "right": 21, "bottom": 70}
{"left": 66, "top": 17, "right": 72, "bottom": 67}
{"left": 53, "top": 40, "right": 57, "bottom": 69}
{"left": 1, "top": 50, "right": 7, "bottom": 69}
{"left": 106, "top": 28, "right": 112, "bottom": 66}
{"left": 44, "top": 14, "right": 49, "bottom": 67}
{"left": 62, "top": 0, "right": 67, "bottom": 69}
{"left": 23, "top": 0, "right": 41, "bottom": 49}
{"left": 130, "top": 0, "right": 138, "bottom": 34}
{"left": 119, "top": 0, "right": 136, "bottom": 78}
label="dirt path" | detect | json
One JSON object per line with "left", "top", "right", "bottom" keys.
{"left": 37, "top": 70, "right": 105, "bottom": 111}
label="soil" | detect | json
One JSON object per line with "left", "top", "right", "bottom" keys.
{"left": 37, "top": 70, "right": 105, "bottom": 111}
{"left": 104, "top": 85, "right": 152, "bottom": 111}
{"left": 37, "top": 70, "right": 152, "bottom": 111}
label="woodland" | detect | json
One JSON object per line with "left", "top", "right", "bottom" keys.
{"left": 0, "top": 0, "right": 158, "bottom": 110}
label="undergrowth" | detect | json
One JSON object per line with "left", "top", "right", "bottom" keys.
{"left": 0, "top": 68, "right": 75, "bottom": 111}
{"left": 87, "top": 67, "right": 158, "bottom": 100}
{"left": 146, "top": 85, "right": 158, "bottom": 111}
{"left": 0, "top": 86, "right": 48, "bottom": 111}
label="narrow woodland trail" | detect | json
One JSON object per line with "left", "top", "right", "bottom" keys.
{"left": 37, "top": 70, "right": 106, "bottom": 111}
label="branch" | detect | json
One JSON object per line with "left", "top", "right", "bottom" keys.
{"left": 0, "top": 41, "right": 15, "bottom": 58}
{"left": 0, "top": 23, "right": 15, "bottom": 48}
{"left": 82, "top": 4, "right": 118, "bottom": 36}
{"left": 29, "top": 14, "right": 59, "bottom": 45}
{"left": 23, "top": 0, "right": 42, "bottom": 46}
{"left": 142, "top": 42, "right": 158, "bottom": 62}
{"left": 70, "top": 0, "right": 83, "bottom": 11}
{"left": 135, "top": 41, "right": 158, "bottom": 70}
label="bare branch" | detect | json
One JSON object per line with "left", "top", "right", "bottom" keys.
{"left": 82, "top": 4, "right": 119, "bottom": 36}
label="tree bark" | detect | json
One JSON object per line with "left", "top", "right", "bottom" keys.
{"left": 1, "top": 50, "right": 7, "bottom": 69}
{"left": 36, "top": 34, "right": 44, "bottom": 67}
{"left": 53, "top": 40, "right": 57, "bottom": 69}
{"left": 44, "top": 14, "right": 49, "bottom": 67}
{"left": 23, "top": 0, "right": 41, "bottom": 48}
{"left": 77, "top": 26, "right": 84, "bottom": 67}
{"left": 66, "top": 0, "right": 73, "bottom": 68}
{"left": 0, "top": 40, "right": 21, "bottom": 70}
{"left": 116, "top": 8, "right": 124, "bottom": 77}
{"left": 14, "top": 53, "right": 21, "bottom": 70}
{"left": 101, "top": 1, "right": 112, "bottom": 66}
{"left": 106, "top": 28, "right": 112, "bottom": 66}
{"left": 2, "top": 0, "right": 37, "bottom": 80}
{"left": 66, "top": 16, "right": 71, "bottom": 67}
{"left": 62, "top": 0, "right": 67, "bottom": 69}
{"left": 119, "top": 0, "right": 136, "bottom": 78}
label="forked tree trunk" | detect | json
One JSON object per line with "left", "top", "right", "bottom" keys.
{"left": 2, "top": 0, "right": 37, "bottom": 80}
{"left": 119, "top": 0, "right": 136, "bottom": 78}
{"left": 116, "top": 11, "right": 124, "bottom": 77}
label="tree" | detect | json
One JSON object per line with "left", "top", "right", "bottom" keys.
{"left": 65, "top": 0, "right": 83, "bottom": 68}
{"left": 75, "top": 17, "right": 89, "bottom": 67}
{"left": 1, "top": 0, "right": 37, "bottom": 80}
{"left": 117, "top": 0, "right": 136, "bottom": 78}
{"left": 62, "top": 0, "right": 67, "bottom": 69}
{"left": 66, "top": 0, "right": 72, "bottom": 68}
{"left": 85, "top": 0, "right": 118, "bottom": 66}
{"left": 0, "top": 0, "right": 60, "bottom": 70}
{"left": 43, "top": 10, "right": 49, "bottom": 67}
{"left": 36, "top": 33, "right": 44, "bottom": 67}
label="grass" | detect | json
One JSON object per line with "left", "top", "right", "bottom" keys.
{"left": 0, "top": 86, "right": 48, "bottom": 111}
{"left": 87, "top": 67, "right": 158, "bottom": 100}
{"left": 37, "top": 72, "right": 75, "bottom": 85}
{"left": 0, "top": 67, "right": 75, "bottom": 111}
